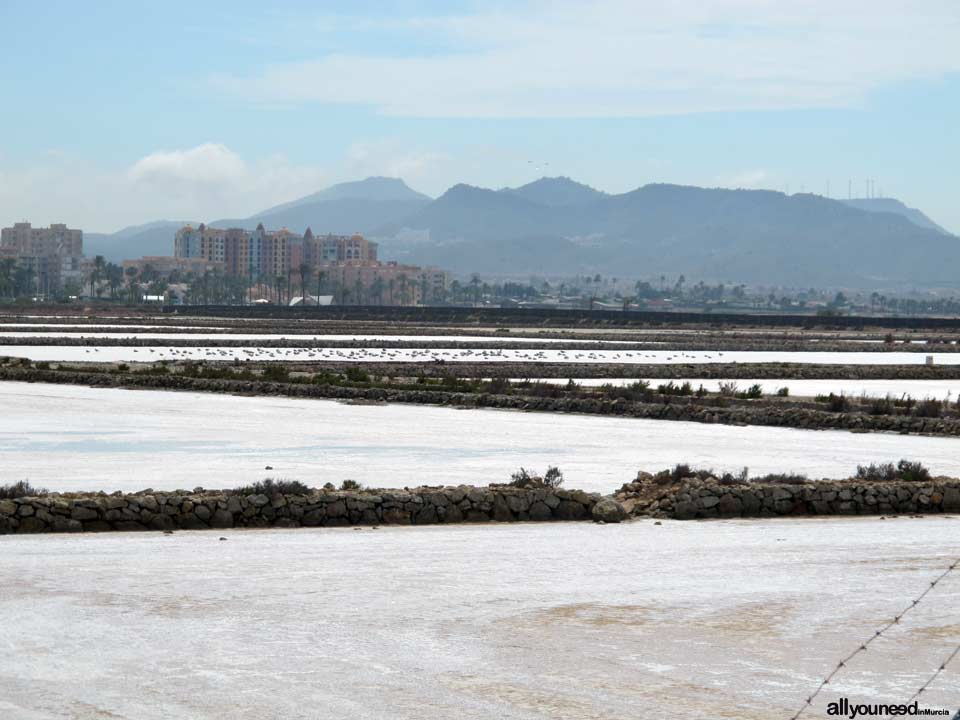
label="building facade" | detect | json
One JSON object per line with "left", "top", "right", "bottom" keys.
{"left": 173, "top": 223, "right": 444, "bottom": 305}
{"left": 0, "top": 222, "right": 84, "bottom": 293}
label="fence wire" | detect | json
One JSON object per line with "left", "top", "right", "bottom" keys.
{"left": 790, "top": 558, "right": 959, "bottom": 719}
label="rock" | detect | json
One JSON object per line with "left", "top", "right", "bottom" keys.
{"left": 247, "top": 494, "right": 270, "bottom": 508}
{"left": 51, "top": 517, "right": 82, "bottom": 533}
{"left": 492, "top": 495, "right": 514, "bottom": 522}
{"left": 325, "top": 500, "right": 347, "bottom": 519}
{"left": 0, "top": 500, "right": 16, "bottom": 516}
{"left": 16, "top": 504, "right": 35, "bottom": 517}
{"left": 528, "top": 501, "right": 552, "bottom": 521}
{"left": 414, "top": 504, "right": 438, "bottom": 524}
{"left": 194, "top": 505, "right": 212, "bottom": 522}
{"left": 382, "top": 507, "right": 411, "bottom": 525}
{"left": 441, "top": 504, "right": 463, "bottom": 523}
{"left": 717, "top": 494, "right": 743, "bottom": 516}
{"left": 71, "top": 506, "right": 99, "bottom": 522}
{"left": 17, "top": 516, "right": 46, "bottom": 533}
{"left": 83, "top": 520, "right": 112, "bottom": 532}
{"left": 113, "top": 521, "right": 147, "bottom": 532}
{"left": 210, "top": 509, "right": 234, "bottom": 529}
{"left": 554, "top": 500, "right": 587, "bottom": 521}
{"left": 943, "top": 486, "right": 960, "bottom": 512}
{"left": 149, "top": 515, "right": 176, "bottom": 531}
{"left": 591, "top": 498, "right": 627, "bottom": 523}
{"left": 177, "top": 515, "right": 209, "bottom": 530}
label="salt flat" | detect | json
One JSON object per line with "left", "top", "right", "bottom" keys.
{"left": 5, "top": 382, "right": 960, "bottom": 493}
{"left": 0, "top": 518, "right": 957, "bottom": 719}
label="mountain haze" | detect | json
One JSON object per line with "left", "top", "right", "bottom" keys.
{"left": 211, "top": 176, "right": 431, "bottom": 235}
{"left": 81, "top": 176, "right": 958, "bottom": 289}
{"left": 840, "top": 197, "right": 949, "bottom": 235}
{"left": 85, "top": 220, "right": 197, "bottom": 261}
{"left": 376, "top": 182, "right": 960, "bottom": 288}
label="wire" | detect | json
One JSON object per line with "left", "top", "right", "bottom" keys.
{"left": 790, "top": 558, "right": 959, "bottom": 719}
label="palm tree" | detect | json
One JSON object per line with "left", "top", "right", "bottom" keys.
{"left": 106, "top": 263, "right": 124, "bottom": 299}
{"left": 315, "top": 269, "right": 326, "bottom": 303}
{"left": 370, "top": 275, "right": 385, "bottom": 306}
{"left": 298, "top": 262, "right": 311, "bottom": 304}
{"left": 124, "top": 266, "right": 139, "bottom": 304}
{"left": 0, "top": 258, "right": 15, "bottom": 299}
{"left": 89, "top": 254, "right": 106, "bottom": 298}
{"left": 469, "top": 274, "right": 481, "bottom": 304}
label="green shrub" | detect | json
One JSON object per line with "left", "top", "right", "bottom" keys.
{"left": 344, "top": 367, "right": 370, "bottom": 383}
{"left": 912, "top": 398, "right": 942, "bottom": 418}
{"left": 754, "top": 473, "right": 808, "bottom": 485}
{"left": 735, "top": 383, "right": 763, "bottom": 399}
{"left": 0, "top": 480, "right": 48, "bottom": 499}
{"left": 815, "top": 392, "right": 850, "bottom": 412}
{"left": 657, "top": 381, "right": 693, "bottom": 396}
{"left": 486, "top": 377, "right": 512, "bottom": 394}
{"left": 261, "top": 364, "right": 290, "bottom": 382}
{"left": 855, "top": 460, "right": 930, "bottom": 483}
{"left": 339, "top": 479, "right": 363, "bottom": 491}
{"left": 718, "top": 381, "right": 739, "bottom": 396}
{"left": 234, "top": 478, "right": 311, "bottom": 495}
{"left": 895, "top": 459, "right": 930, "bottom": 482}
{"left": 776, "top": 387, "right": 790, "bottom": 397}
{"left": 653, "top": 463, "right": 715, "bottom": 484}
{"left": 312, "top": 371, "right": 342, "bottom": 386}
{"left": 866, "top": 395, "right": 895, "bottom": 415}
{"left": 509, "top": 466, "right": 564, "bottom": 488}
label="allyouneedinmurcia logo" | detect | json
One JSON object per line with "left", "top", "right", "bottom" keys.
{"left": 825, "top": 697, "right": 954, "bottom": 717}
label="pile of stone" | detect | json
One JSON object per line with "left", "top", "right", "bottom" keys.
{"left": 616, "top": 473, "right": 960, "bottom": 520}
{"left": 0, "top": 484, "right": 626, "bottom": 534}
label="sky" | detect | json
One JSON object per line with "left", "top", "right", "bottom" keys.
{"left": 0, "top": 0, "right": 958, "bottom": 234}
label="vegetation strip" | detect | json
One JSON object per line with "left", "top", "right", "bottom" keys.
{"left": 5, "top": 361, "right": 960, "bottom": 437}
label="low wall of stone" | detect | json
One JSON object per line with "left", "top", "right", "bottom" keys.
{"left": 617, "top": 477, "right": 960, "bottom": 519}
{"left": 0, "top": 485, "right": 608, "bottom": 534}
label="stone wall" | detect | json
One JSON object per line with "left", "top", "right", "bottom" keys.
{"left": 617, "top": 477, "right": 960, "bottom": 520}
{"left": 0, "top": 485, "right": 609, "bottom": 534}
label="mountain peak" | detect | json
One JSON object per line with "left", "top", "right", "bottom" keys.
{"left": 504, "top": 176, "right": 606, "bottom": 207}
{"left": 841, "top": 197, "right": 949, "bottom": 234}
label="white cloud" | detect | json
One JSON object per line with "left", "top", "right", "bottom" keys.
{"left": 345, "top": 140, "right": 449, "bottom": 183}
{"left": 210, "top": 0, "right": 960, "bottom": 118}
{"left": 128, "top": 143, "right": 246, "bottom": 186}
{"left": 0, "top": 145, "right": 330, "bottom": 232}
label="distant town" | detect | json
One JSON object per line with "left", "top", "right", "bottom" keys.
{"left": 4, "top": 219, "right": 960, "bottom": 317}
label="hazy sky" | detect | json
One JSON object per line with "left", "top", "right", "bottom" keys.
{"left": 1, "top": 0, "right": 958, "bottom": 233}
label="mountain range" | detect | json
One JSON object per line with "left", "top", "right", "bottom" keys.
{"left": 83, "top": 176, "right": 957, "bottom": 289}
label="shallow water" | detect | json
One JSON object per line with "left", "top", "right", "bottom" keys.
{"left": 0, "top": 518, "right": 957, "bottom": 719}
{"left": 0, "top": 345, "right": 955, "bottom": 364}
{"left": 0, "top": 332, "right": 645, "bottom": 343}
{"left": 5, "top": 382, "right": 960, "bottom": 493}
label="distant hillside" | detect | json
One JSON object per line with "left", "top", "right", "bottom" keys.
{"left": 501, "top": 176, "right": 607, "bottom": 207}
{"left": 841, "top": 198, "right": 949, "bottom": 234}
{"left": 375, "top": 183, "right": 960, "bottom": 288}
{"left": 85, "top": 220, "right": 195, "bottom": 262}
{"left": 81, "top": 176, "right": 959, "bottom": 289}
{"left": 210, "top": 176, "right": 432, "bottom": 234}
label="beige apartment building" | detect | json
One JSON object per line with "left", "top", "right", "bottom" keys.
{"left": 0, "top": 222, "right": 85, "bottom": 292}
